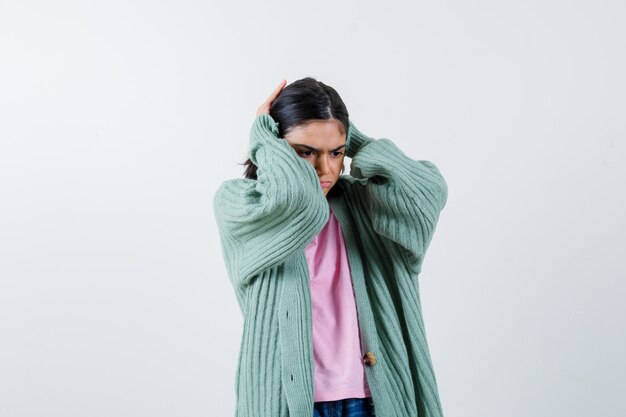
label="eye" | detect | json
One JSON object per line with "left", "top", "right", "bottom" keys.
{"left": 299, "top": 151, "right": 314, "bottom": 157}
{"left": 332, "top": 151, "right": 344, "bottom": 157}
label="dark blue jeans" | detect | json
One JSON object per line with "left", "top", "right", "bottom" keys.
{"left": 313, "top": 397, "right": 375, "bottom": 417}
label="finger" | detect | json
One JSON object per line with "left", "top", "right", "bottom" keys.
{"left": 266, "top": 79, "right": 286, "bottom": 102}
{"left": 257, "top": 79, "right": 286, "bottom": 116}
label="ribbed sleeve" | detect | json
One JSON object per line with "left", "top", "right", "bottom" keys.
{"left": 346, "top": 120, "right": 448, "bottom": 274}
{"left": 213, "top": 114, "right": 330, "bottom": 290}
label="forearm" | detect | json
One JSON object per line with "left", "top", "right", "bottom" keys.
{"left": 345, "top": 120, "right": 448, "bottom": 271}
{"left": 249, "top": 114, "right": 325, "bottom": 208}
{"left": 213, "top": 114, "right": 330, "bottom": 289}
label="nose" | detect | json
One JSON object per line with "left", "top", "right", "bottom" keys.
{"left": 315, "top": 154, "right": 332, "bottom": 176}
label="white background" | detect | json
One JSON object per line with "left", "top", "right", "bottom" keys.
{"left": 1, "top": 1, "right": 625, "bottom": 416}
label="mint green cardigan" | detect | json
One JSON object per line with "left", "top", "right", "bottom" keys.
{"left": 213, "top": 114, "right": 448, "bottom": 417}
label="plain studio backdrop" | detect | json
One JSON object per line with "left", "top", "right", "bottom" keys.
{"left": 1, "top": 1, "right": 625, "bottom": 416}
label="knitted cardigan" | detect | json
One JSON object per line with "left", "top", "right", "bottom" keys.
{"left": 213, "top": 113, "right": 448, "bottom": 417}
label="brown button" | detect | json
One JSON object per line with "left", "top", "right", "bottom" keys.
{"left": 363, "top": 351, "right": 376, "bottom": 367}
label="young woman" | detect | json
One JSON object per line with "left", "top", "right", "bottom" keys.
{"left": 213, "top": 77, "right": 448, "bottom": 417}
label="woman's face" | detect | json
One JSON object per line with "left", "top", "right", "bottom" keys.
{"left": 284, "top": 119, "right": 346, "bottom": 196}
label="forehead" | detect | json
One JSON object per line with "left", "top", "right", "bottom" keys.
{"left": 284, "top": 119, "right": 346, "bottom": 148}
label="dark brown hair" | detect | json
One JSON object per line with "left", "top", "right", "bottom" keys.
{"left": 240, "top": 77, "right": 349, "bottom": 180}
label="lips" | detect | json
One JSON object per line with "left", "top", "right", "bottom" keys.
{"left": 320, "top": 181, "right": 332, "bottom": 188}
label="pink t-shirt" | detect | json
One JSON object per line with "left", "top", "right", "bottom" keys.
{"left": 305, "top": 207, "right": 371, "bottom": 402}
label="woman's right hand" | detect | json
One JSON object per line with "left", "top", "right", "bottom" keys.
{"left": 256, "top": 79, "right": 287, "bottom": 116}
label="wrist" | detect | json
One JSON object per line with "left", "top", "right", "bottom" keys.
{"left": 346, "top": 120, "right": 374, "bottom": 158}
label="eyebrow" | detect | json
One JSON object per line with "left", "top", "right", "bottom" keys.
{"left": 292, "top": 144, "right": 346, "bottom": 152}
